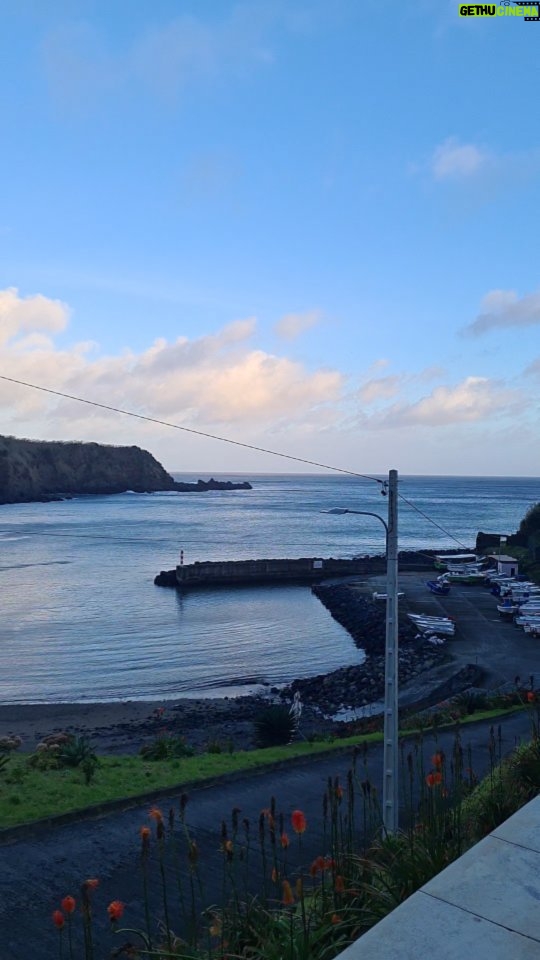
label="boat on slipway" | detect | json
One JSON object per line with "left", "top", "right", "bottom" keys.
{"left": 426, "top": 579, "right": 451, "bottom": 596}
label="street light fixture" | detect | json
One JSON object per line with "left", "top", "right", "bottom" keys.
{"left": 323, "top": 469, "right": 399, "bottom": 835}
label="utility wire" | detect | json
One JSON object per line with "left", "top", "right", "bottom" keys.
{"left": 0, "top": 375, "right": 383, "bottom": 485}
{"left": 398, "top": 493, "right": 470, "bottom": 550}
{"left": 1, "top": 374, "right": 476, "bottom": 548}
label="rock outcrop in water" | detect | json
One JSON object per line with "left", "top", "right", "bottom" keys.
{"left": 0, "top": 435, "right": 252, "bottom": 504}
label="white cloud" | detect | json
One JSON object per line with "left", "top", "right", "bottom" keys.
{"left": 357, "top": 367, "right": 446, "bottom": 406}
{"left": 0, "top": 289, "right": 343, "bottom": 440}
{"left": 274, "top": 310, "right": 321, "bottom": 341}
{"left": 357, "top": 375, "right": 402, "bottom": 404}
{"left": 524, "top": 356, "right": 540, "bottom": 378}
{"left": 42, "top": 6, "right": 282, "bottom": 107}
{"left": 366, "top": 377, "right": 518, "bottom": 428}
{"left": 0, "top": 287, "right": 69, "bottom": 346}
{"left": 431, "top": 138, "right": 488, "bottom": 180}
{"left": 463, "top": 289, "right": 540, "bottom": 337}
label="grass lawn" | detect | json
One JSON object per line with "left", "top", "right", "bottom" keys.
{"left": 0, "top": 704, "right": 528, "bottom": 829}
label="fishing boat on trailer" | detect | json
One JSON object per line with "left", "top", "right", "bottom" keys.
{"left": 444, "top": 569, "right": 486, "bottom": 585}
{"left": 433, "top": 553, "right": 479, "bottom": 570}
{"left": 426, "top": 579, "right": 451, "bottom": 596}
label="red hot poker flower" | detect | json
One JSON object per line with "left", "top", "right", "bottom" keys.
{"left": 282, "top": 880, "right": 294, "bottom": 905}
{"left": 52, "top": 910, "right": 65, "bottom": 929}
{"left": 280, "top": 831, "right": 290, "bottom": 849}
{"left": 84, "top": 879, "right": 99, "bottom": 891}
{"left": 527, "top": 691, "right": 535, "bottom": 703}
{"left": 107, "top": 900, "right": 125, "bottom": 922}
{"left": 61, "top": 896, "right": 76, "bottom": 915}
{"left": 432, "top": 751, "right": 444, "bottom": 770}
{"left": 425, "top": 771, "right": 443, "bottom": 788}
{"left": 291, "top": 810, "right": 307, "bottom": 834}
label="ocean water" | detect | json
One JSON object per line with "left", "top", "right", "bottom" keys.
{"left": 0, "top": 474, "right": 538, "bottom": 704}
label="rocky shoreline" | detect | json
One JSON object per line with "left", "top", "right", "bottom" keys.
{"left": 1, "top": 577, "right": 483, "bottom": 755}
{"left": 279, "top": 583, "right": 448, "bottom": 714}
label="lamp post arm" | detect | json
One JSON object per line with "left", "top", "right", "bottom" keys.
{"left": 321, "top": 509, "right": 388, "bottom": 541}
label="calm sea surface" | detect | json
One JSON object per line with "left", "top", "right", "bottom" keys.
{"left": 0, "top": 474, "right": 538, "bottom": 704}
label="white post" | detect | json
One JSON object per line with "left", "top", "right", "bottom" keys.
{"left": 383, "top": 468, "right": 399, "bottom": 835}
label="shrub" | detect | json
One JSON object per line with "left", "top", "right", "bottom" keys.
{"left": 0, "top": 736, "right": 22, "bottom": 777}
{"left": 254, "top": 705, "right": 295, "bottom": 747}
{"left": 140, "top": 733, "right": 194, "bottom": 761}
{"left": 454, "top": 691, "right": 488, "bottom": 715}
{"left": 462, "top": 739, "right": 540, "bottom": 842}
{"left": 58, "top": 736, "right": 97, "bottom": 769}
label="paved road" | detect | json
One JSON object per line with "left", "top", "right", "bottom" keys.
{"left": 370, "top": 573, "right": 540, "bottom": 706}
{"left": 0, "top": 710, "right": 534, "bottom": 959}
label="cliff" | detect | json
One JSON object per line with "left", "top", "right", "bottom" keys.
{"left": 0, "top": 436, "right": 251, "bottom": 504}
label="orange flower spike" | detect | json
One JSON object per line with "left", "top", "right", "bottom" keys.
{"left": 149, "top": 806, "right": 164, "bottom": 823}
{"left": 432, "top": 751, "right": 444, "bottom": 770}
{"left": 280, "top": 831, "right": 290, "bottom": 849}
{"left": 291, "top": 809, "right": 307, "bottom": 834}
{"left": 107, "top": 900, "right": 125, "bottom": 922}
{"left": 282, "top": 880, "right": 295, "bottom": 905}
{"left": 335, "top": 875, "right": 345, "bottom": 894}
{"left": 52, "top": 910, "right": 65, "bottom": 930}
{"left": 433, "top": 771, "right": 443, "bottom": 785}
{"left": 335, "top": 785, "right": 344, "bottom": 800}
{"left": 84, "top": 879, "right": 99, "bottom": 891}
{"left": 425, "top": 772, "right": 435, "bottom": 788}
{"left": 140, "top": 826, "right": 151, "bottom": 840}
{"left": 61, "top": 896, "right": 76, "bottom": 915}
{"left": 527, "top": 691, "right": 535, "bottom": 703}
{"left": 331, "top": 913, "right": 342, "bottom": 925}
{"left": 310, "top": 855, "right": 326, "bottom": 877}
{"left": 271, "top": 867, "right": 278, "bottom": 883}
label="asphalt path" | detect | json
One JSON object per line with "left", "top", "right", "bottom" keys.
{"left": 0, "top": 710, "right": 534, "bottom": 959}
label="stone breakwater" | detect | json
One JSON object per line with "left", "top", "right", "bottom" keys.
{"left": 281, "top": 583, "right": 447, "bottom": 714}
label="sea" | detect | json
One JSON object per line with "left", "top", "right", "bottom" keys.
{"left": 0, "top": 473, "right": 538, "bottom": 704}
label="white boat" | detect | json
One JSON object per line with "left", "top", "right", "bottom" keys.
{"left": 407, "top": 613, "right": 455, "bottom": 626}
{"left": 408, "top": 614, "right": 455, "bottom": 636}
{"left": 434, "top": 553, "right": 480, "bottom": 570}
{"left": 497, "top": 603, "right": 519, "bottom": 616}
{"left": 372, "top": 591, "right": 405, "bottom": 601}
{"left": 515, "top": 616, "right": 540, "bottom": 628}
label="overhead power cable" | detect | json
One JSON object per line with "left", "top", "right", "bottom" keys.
{"left": 398, "top": 493, "right": 470, "bottom": 550}
{"left": 0, "top": 375, "right": 383, "bottom": 485}
{"left": 1, "top": 374, "right": 478, "bottom": 549}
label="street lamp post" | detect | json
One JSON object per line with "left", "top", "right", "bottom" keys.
{"left": 324, "top": 468, "right": 399, "bottom": 835}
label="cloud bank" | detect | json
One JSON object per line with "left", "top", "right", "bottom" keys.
{"left": 0, "top": 289, "right": 343, "bottom": 439}
{"left": 463, "top": 289, "right": 540, "bottom": 337}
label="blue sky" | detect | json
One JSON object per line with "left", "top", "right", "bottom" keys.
{"left": 1, "top": 0, "right": 539, "bottom": 475}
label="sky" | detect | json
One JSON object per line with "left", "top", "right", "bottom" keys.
{"left": 1, "top": 0, "right": 539, "bottom": 477}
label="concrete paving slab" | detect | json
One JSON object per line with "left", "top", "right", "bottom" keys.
{"left": 336, "top": 889, "right": 540, "bottom": 960}
{"left": 492, "top": 795, "right": 540, "bottom": 853}
{"left": 423, "top": 834, "right": 540, "bottom": 942}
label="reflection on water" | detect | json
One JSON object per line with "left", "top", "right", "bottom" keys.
{"left": 0, "top": 474, "right": 537, "bottom": 703}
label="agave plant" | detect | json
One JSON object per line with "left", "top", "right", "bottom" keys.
{"left": 254, "top": 705, "right": 296, "bottom": 747}
{"left": 58, "top": 735, "right": 97, "bottom": 768}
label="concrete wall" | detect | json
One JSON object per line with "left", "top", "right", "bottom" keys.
{"left": 175, "top": 557, "right": 379, "bottom": 587}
